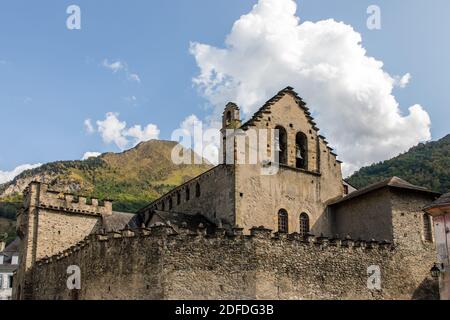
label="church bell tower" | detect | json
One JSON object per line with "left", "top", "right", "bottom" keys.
{"left": 220, "top": 102, "right": 241, "bottom": 164}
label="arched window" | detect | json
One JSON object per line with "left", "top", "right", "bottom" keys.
{"left": 423, "top": 213, "right": 433, "bottom": 242}
{"left": 299, "top": 213, "right": 310, "bottom": 236}
{"left": 275, "top": 126, "right": 288, "bottom": 165}
{"left": 186, "top": 187, "right": 190, "bottom": 201}
{"left": 195, "top": 182, "right": 201, "bottom": 198}
{"left": 296, "top": 132, "right": 308, "bottom": 170}
{"left": 226, "top": 111, "right": 232, "bottom": 125}
{"left": 169, "top": 197, "right": 173, "bottom": 210}
{"left": 161, "top": 201, "right": 165, "bottom": 211}
{"left": 177, "top": 192, "right": 181, "bottom": 205}
{"left": 278, "top": 209, "right": 289, "bottom": 233}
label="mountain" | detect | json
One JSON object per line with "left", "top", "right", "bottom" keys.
{"left": 0, "top": 140, "right": 212, "bottom": 218}
{"left": 347, "top": 134, "right": 450, "bottom": 193}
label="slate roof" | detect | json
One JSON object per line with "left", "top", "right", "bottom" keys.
{"left": 1, "top": 238, "right": 19, "bottom": 269}
{"left": 330, "top": 176, "right": 440, "bottom": 206}
{"left": 424, "top": 192, "right": 450, "bottom": 211}
{"left": 0, "top": 264, "right": 17, "bottom": 273}
{"left": 102, "top": 211, "right": 135, "bottom": 232}
{"left": 149, "top": 210, "right": 217, "bottom": 234}
{"left": 2, "top": 238, "right": 19, "bottom": 257}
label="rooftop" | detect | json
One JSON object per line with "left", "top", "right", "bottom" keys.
{"left": 1, "top": 238, "right": 19, "bottom": 258}
{"left": 102, "top": 211, "right": 135, "bottom": 232}
{"left": 424, "top": 192, "right": 450, "bottom": 214}
{"left": 330, "top": 176, "right": 440, "bottom": 206}
{"left": 149, "top": 210, "right": 217, "bottom": 234}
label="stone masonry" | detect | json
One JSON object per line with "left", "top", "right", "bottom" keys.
{"left": 12, "top": 87, "right": 442, "bottom": 300}
{"left": 13, "top": 182, "right": 112, "bottom": 300}
{"left": 28, "top": 225, "right": 436, "bottom": 300}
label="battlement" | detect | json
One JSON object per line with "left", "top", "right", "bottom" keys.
{"left": 25, "top": 182, "right": 112, "bottom": 216}
{"left": 28, "top": 219, "right": 438, "bottom": 301}
{"left": 35, "top": 224, "right": 394, "bottom": 267}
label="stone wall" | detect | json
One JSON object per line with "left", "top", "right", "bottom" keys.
{"left": 138, "top": 165, "right": 236, "bottom": 227}
{"left": 390, "top": 189, "right": 437, "bottom": 248}
{"left": 13, "top": 182, "right": 111, "bottom": 300}
{"left": 331, "top": 188, "right": 394, "bottom": 241}
{"left": 234, "top": 93, "right": 344, "bottom": 235}
{"left": 389, "top": 189, "right": 438, "bottom": 298}
{"left": 29, "top": 225, "right": 437, "bottom": 300}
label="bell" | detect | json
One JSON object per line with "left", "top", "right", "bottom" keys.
{"left": 274, "top": 139, "right": 282, "bottom": 152}
{"left": 296, "top": 147, "right": 303, "bottom": 160}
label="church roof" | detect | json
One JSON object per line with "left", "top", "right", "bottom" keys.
{"left": 239, "top": 86, "right": 340, "bottom": 162}
{"left": 330, "top": 176, "right": 440, "bottom": 206}
{"left": 240, "top": 86, "right": 319, "bottom": 131}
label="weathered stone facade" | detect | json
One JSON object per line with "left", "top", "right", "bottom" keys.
{"left": 28, "top": 226, "right": 435, "bottom": 300}
{"left": 13, "top": 87, "right": 442, "bottom": 300}
{"left": 138, "top": 88, "right": 344, "bottom": 235}
{"left": 13, "top": 182, "right": 113, "bottom": 299}
{"left": 139, "top": 165, "right": 236, "bottom": 228}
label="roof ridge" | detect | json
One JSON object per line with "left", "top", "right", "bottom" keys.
{"left": 330, "top": 176, "right": 440, "bottom": 206}
{"left": 240, "top": 87, "right": 319, "bottom": 132}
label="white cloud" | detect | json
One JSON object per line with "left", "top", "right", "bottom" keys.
{"left": 189, "top": 0, "right": 431, "bottom": 176}
{"left": 95, "top": 112, "right": 160, "bottom": 150}
{"left": 128, "top": 73, "right": 141, "bottom": 83}
{"left": 96, "top": 112, "right": 129, "bottom": 149}
{"left": 102, "top": 59, "right": 125, "bottom": 73}
{"left": 126, "top": 124, "right": 160, "bottom": 143}
{"left": 84, "top": 119, "right": 95, "bottom": 134}
{"left": 82, "top": 152, "right": 101, "bottom": 160}
{"left": 175, "top": 115, "right": 221, "bottom": 165}
{"left": 0, "top": 163, "right": 42, "bottom": 184}
{"left": 102, "top": 59, "right": 141, "bottom": 84}
{"left": 394, "top": 73, "right": 411, "bottom": 88}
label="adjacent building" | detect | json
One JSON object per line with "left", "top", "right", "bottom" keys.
{"left": 424, "top": 193, "right": 450, "bottom": 300}
{"left": 0, "top": 238, "right": 19, "bottom": 300}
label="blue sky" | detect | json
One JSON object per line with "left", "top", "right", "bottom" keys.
{"left": 0, "top": 0, "right": 449, "bottom": 179}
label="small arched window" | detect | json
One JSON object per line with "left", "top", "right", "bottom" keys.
{"left": 186, "top": 187, "right": 190, "bottom": 201}
{"left": 195, "top": 182, "right": 201, "bottom": 198}
{"left": 226, "top": 111, "right": 232, "bottom": 125}
{"left": 299, "top": 213, "right": 310, "bottom": 236}
{"left": 177, "top": 192, "right": 181, "bottom": 205}
{"left": 423, "top": 213, "right": 433, "bottom": 242}
{"left": 169, "top": 197, "right": 173, "bottom": 210}
{"left": 296, "top": 132, "right": 308, "bottom": 170}
{"left": 278, "top": 209, "right": 289, "bottom": 233}
{"left": 275, "top": 126, "right": 288, "bottom": 165}
{"left": 161, "top": 201, "right": 165, "bottom": 211}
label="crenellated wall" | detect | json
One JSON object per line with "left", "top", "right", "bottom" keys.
{"left": 28, "top": 224, "right": 437, "bottom": 300}
{"left": 13, "top": 182, "right": 112, "bottom": 300}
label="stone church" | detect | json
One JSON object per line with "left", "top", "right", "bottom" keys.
{"left": 13, "top": 87, "right": 441, "bottom": 300}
